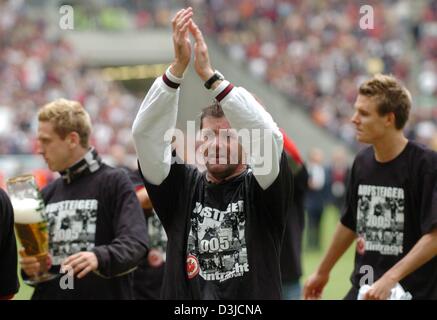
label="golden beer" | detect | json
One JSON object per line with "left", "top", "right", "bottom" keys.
{"left": 7, "top": 175, "right": 55, "bottom": 284}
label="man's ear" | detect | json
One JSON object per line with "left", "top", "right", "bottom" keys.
{"left": 386, "top": 112, "right": 396, "bottom": 128}
{"left": 67, "top": 131, "right": 81, "bottom": 148}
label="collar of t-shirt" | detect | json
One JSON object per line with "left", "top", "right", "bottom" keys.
{"left": 59, "top": 147, "right": 102, "bottom": 184}
{"left": 203, "top": 168, "right": 249, "bottom": 187}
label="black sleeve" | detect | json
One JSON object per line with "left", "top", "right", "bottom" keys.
{"left": 40, "top": 181, "right": 55, "bottom": 204}
{"left": 139, "top": 157, "right": 198, "bottom": 231}
{"left": 294, "top": 164, "right": 309, "bottom": 203}
{"left": 293, "top": 164, "right": 309, "bottom": 229}
{"left": 257, "top": 152, "right": 294, "bottom": 235}
{"left": 419, "top": 167, "right": 437, "bottom": 235}
{"left": 92, "top": 170, "right": 149, "bottom": 278}
{"left": 0, "top": 189, "right": 19, "bottom": 297}
{"left": 124, "top": 168, "right": 143, "bottom": 189}
{"left": 340, "top": 160, "right": 357, "bottom": 232}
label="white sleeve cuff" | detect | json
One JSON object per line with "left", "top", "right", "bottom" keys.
{"left": 166, "top": 66, "right": 184, "bottom": 84}
{"left": 212, "top": 80, "right": 231, "bottom": 98}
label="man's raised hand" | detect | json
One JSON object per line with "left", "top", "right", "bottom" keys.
{"left": 189, "top": 20, "right": 214, "bottom": 82}
{"left": 170, "top": 7, "right": 193, "bottom": 77}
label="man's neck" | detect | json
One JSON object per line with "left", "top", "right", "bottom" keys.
{"left": 206, "top": 164, "right": 247, "bottom": 184}
{"left": 373, "top": 133, "right": 408, "bottom": 163}
{"left": 63, "top": 147, "right": 89, "bottom": 171}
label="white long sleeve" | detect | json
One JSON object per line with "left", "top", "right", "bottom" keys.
{"left": 132, "top": 74, "right": 180, "bottom": 185}
{"left": 211, "top": 80, "right": 284, "bottom": 190}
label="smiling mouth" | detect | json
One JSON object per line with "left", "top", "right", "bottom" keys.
{"left": 208, "top": 157, "right": 228, "bottom": 164}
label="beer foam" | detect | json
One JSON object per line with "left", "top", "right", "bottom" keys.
{"left": 11, "top": 198, "right": 44, "bottom": 224}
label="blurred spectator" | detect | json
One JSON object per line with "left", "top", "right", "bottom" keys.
{"left": 305, "top": 147, "right": 328, "bottom": 251}
{"left": 32, "top": 168, "right": 55, "bottom": 190}
{"left": 326, "top": 146, "right": 350, "bottom": 215}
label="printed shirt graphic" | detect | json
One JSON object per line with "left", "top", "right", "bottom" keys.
{"left": 356, "top": 185, "right": 404, "bottom": 256}
{"left": 148, "top": 212, "right": 167, "bottom": 261}
{"left": 188, "top": 201, "right": 248, "bottom": 282}
{"left": 45, "top": 199, "right": 98, "bottom": 265}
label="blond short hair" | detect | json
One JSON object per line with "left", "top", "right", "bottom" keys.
{"left": 38, "top": 99, "right": 92, "bottom": 148}
{"left": 359, "top": 74, "right": 412, "bottom": 130}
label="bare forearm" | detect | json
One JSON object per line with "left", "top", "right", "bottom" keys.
{"left": 383, "top": 228, "right": 437, "bottom": 283}
{"left": 317, "top": 223, "right": 356, "bottom": 275}
{"left": 136, "top": 188, "right": 153, "bottom": 210}
{"left": 170, "top": 62, "right": 188, "bottom": 78}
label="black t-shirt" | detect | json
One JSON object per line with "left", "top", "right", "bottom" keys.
{"left": 141, "top": 152, "right": 293, "bottom": 299}
{"left": 125, "top": 168, "right": 167, "bottom": 300}
{"left": 29, "top": 163, "right": 148, "bottom": 300}
{"left": 341, "top": 141, "right": 437, "bottom": 299}
{"left": 0, "top": 188, "right": 19, "bottom": 297}
{"left": 133, "top": 212, "right": 166, "bottom": 300}
{"left": 280, "top": 164, "right": 308, "bottom": 283}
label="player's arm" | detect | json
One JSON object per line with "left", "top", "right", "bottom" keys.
{"left": 132, "top": 8, "right": 193, "bottom": 185}
{"left": 303, "top": 223, "right": 356, "bottom": 299}
{"left": 136, "top": 186, "right": 153, "bottom": 211}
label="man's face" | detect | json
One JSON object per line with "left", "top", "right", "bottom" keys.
{"left": 351, "top": 95, "right": 391, "bottom": 144}
{"left": 37, "top": 121, "right": 73, "bottom": 172}
{"left": 200, "top": 116, "right": 243, "bottom": 179}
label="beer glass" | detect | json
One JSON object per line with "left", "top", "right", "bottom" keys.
{"left": 6, "top": 174, "right": 56, "bottom": 285}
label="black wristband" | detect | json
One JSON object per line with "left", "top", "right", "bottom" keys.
{"left": 204, "top": 71, "right": 224, "bottom": 89}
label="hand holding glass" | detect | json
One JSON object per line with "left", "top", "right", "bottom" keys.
{"left": 7, "top": 175, "right": 56, "bottom": 285}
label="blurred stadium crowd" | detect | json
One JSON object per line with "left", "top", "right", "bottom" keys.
{"left": 0, "top": 0, "right": 141, "bottom": 155}
{"left": 0, "top": 0, "right": 436, "bottom": 156}
{"left": 199, "top": 0, "right": 437, "bottom": 148}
